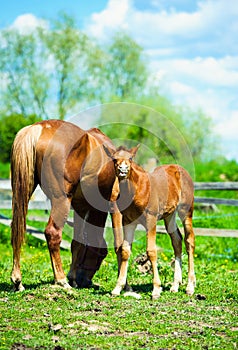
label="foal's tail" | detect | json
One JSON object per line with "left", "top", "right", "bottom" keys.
{"left": 11, "top": 124, "right": 42, "bottom": 249}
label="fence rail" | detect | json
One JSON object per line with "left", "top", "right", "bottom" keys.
{"left": 1, "top": 180, "right": 238, "bottom": 209}
{"left": 0, "top": 180, "right": 238, "bottom": 240}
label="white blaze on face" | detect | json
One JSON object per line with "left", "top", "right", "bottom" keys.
{"left": 118, "top": 161, "right": 129, "bottom": 177}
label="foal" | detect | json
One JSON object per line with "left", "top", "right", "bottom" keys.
{"left": 104, "top": 145, "right": 196, "bottom": 299}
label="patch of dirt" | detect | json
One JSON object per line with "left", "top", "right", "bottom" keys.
{"left": 66, "top": 319, "right": 112, "bottom": 334}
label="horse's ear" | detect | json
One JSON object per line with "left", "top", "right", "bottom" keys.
{"left": 130, "top": 144, "right": 140, "bottom": 158}
{"left": 103, "top": 144, "right": 114, "bottom": 159}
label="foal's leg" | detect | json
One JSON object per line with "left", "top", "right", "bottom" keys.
{"left": 111, "top": 210, "right": 132, "bottom": 292}
{"left": 147, "top": 218, "right": 162, "bottom": 299}
{"left": 182, "top": 214, "right": 196, "bottom": 295}
{"left": 44, "top": 197, "right": 71, "bottom": 288}
{"left": 164, "top": 212, "right": 183, "bottom": 293}
{"left": 111, "top": 222, "right": 136, "bottom": 296}
{"left": 111, "top": 211, "right": 123, "bottom": 276}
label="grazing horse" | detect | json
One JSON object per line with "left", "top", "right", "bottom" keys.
{"left": 10, "top": 119, "right": 117, "bottom": 291}
{"left": 104, "top": 145, "right": 196, "bottom": 299}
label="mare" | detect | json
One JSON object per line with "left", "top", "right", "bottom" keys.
{"left": 104, "top": 145, "right": 196, "bottom": 299}
{"left": 10, "top": 119, "right": 119, "bottom": 291}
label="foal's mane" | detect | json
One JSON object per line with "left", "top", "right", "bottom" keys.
{"left": 117, "top": 145, "right": 129, "bottom": 152}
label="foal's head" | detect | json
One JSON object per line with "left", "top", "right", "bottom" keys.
{"left": 104, "top": 144, "right": 140, "bottom": 180}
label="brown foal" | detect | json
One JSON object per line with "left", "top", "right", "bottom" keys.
{"left": 104, "top": 145, "right": 196, "bottom": 299}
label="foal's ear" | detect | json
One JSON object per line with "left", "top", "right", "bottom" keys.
{"left": 130, "top": 144, "right": 140, "bottom": 158}
{"left": 103, "top": 144, "right": 115, "bottom": 159}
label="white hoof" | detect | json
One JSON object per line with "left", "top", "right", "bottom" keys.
{"left": 55, "top": 280, "right": 72, "bottom": 289}
{"left": 152, "top": 286, "right": 162, "bottom": 300}
{"left": 170, "top": 283, "right": 179, "bottom": 293}
{"left": 186, "top": 282, "right": 195, "bottom": 296}
{"left": 111, "top": 285, "right": 122, "bottom": 296}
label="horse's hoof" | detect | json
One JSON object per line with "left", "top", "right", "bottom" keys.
{"left": 152, "top": 287, "right": 162, "bottom": 300}
{"left": 68, "top": 278, "right": 78, "bottom": 288}
{"left": 170, "top": 284, "right": 179, "bottom": 293}
{"left": 55, "top": 280, "right": 72, "bottom": 289}
{"left": 13, "top": 282, "right": 25, "bottom": 292}
{"left": 186, "top": 288, "right": 194, "bottom": 296}
{"left": 111, "top": 286, "right": 122, "bottom": 296}
{"left": 186, "top": 282, "right": 195, "bottom": 296}
{"left": 124, "top": 284, "right": 133, "bottom": 292}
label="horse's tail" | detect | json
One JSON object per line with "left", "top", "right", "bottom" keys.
{"left": 11, "top": 124, "right": 42, "bottom": 249}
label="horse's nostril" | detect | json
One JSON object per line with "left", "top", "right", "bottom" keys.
{"left": 119, "top": 165, "right": 128, "bottom": 172}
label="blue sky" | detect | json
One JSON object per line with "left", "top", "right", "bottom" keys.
{"left": 0, "top": 0, "right": 238, "bottom": 160}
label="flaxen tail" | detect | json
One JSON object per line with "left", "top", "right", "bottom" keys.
{"left": 11, "top": 124, "right": 42, "bottom": 250}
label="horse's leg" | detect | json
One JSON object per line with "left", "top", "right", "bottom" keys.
{"left": 44, "top": 197, "right": 71, "bottom": 288}
{"left": 68, "top": 209, "right": 87, "bottom": 287}
{"left": 164, "top": 212, "right": 183, "bottom": 293}
{"left": 111, "top": 222, "right": 136, "bottom": 296}
{"left": 146, "top": 218, "right": 162, "bottom": 299}
{"left": 182, "top": 214, "right": 196, "bottom": 295}
{"left": 74, "top": 209, "right": 108, "bottom": 288}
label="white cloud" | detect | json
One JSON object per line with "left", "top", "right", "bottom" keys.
{"left": 88, "top": 0, "right": 130, "bottom": 39}
{"left": 152, "top": 56, "right": 238, "bottom": 88}
{"left": 11, "top": 14, "right": 48, "bottom": 34}
{"left": 87, "top": 0, "right": 238, "bottom": 55}
{"left": 216, "top": 111, "right": 238, "bottom": 139}
{"left": 85, "top": 0, "right": 238, "bottom": 158}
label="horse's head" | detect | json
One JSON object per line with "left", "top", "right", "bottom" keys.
{"left": 103, "top": 144, "right": 140, "bottom": 180}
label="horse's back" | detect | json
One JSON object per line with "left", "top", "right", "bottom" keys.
{"left": 152, "top": 164, "right": 193, "bottom": 189}
{"left": 150, "top": 164, "right": 194, "bottom": 210}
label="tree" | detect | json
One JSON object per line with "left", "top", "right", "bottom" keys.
{"left": 0, "top": 114, "right": 41, "bottom": 162}
{"left": 98, "top": 94, "right": 219, "bottom": 170}
{"left": 103, "top": 32, "right": 148, "bottom": 100}
{"left": 39, "top": 13, "right": 91, "bottom": 119}
{"left": 0, "top": 29, "right": 49, "bottom": 118}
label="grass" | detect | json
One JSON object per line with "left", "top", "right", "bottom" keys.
{"left": 0, "top": 206, "right": 237, "bottom": 350}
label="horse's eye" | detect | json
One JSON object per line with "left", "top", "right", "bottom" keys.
{"left": 113, "top": 158, "right": 117, "bottom": 163}
{"left": 129, "top": 157, "right": 132, "bottom": 162}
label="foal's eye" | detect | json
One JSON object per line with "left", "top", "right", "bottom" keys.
{"left": 129, "top": 157, "right": 132, "bottom": 162}
{"left": 113, "top": 158, "right": 117, "bottom": 164}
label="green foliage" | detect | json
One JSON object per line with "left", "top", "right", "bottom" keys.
{"left": 0, "top": 12, "right": 225, "bottom": 163}
{"left": 0, "top": 114, "right": 41, "bottom": 163}
{"left": 195, "top": 158, "right": 238, "bottom": 182}
{"left": 104, "top": 32, "right": 148, "bottom": 100}
{"left": 39, "top": 12, "right": 91, "bottom": 120}
{"left": 98, "top": 97, "right": 219, "bottom": 167}
{"left": 195, "top": 159, "right": 238, "bottom": 200}
{"left": 0, "top": 162, "right": 10, "bottom": 179}
{"left": 0, "top": 28, "right": 49, "bottom": 118}
{"left": 0, "top": 13, "right": 150, "bottom": 122}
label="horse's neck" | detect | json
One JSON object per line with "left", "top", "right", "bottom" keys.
{"left": 119, "top": 165, "right": 149, "bottom": 201}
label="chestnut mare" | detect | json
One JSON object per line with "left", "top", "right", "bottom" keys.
{"left": 104, "top": 145, "right": 196, "bottom": 299}
{"left": 11, "top": 119, "right": 118, "bottom": 291}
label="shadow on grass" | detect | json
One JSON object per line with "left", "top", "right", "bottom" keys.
{"left": 131, "top": 282, "right": 172, "bottom": 294}
{"left": 0, "top": 280, "right": 55, "bottom": 292}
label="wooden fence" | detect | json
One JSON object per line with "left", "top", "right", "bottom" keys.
{"left": 0, "top": 180, "right": 238, "bottom": 242}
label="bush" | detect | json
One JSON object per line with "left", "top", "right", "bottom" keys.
{"left": 0, "top": 114, "right": 42, "bottom": 163}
